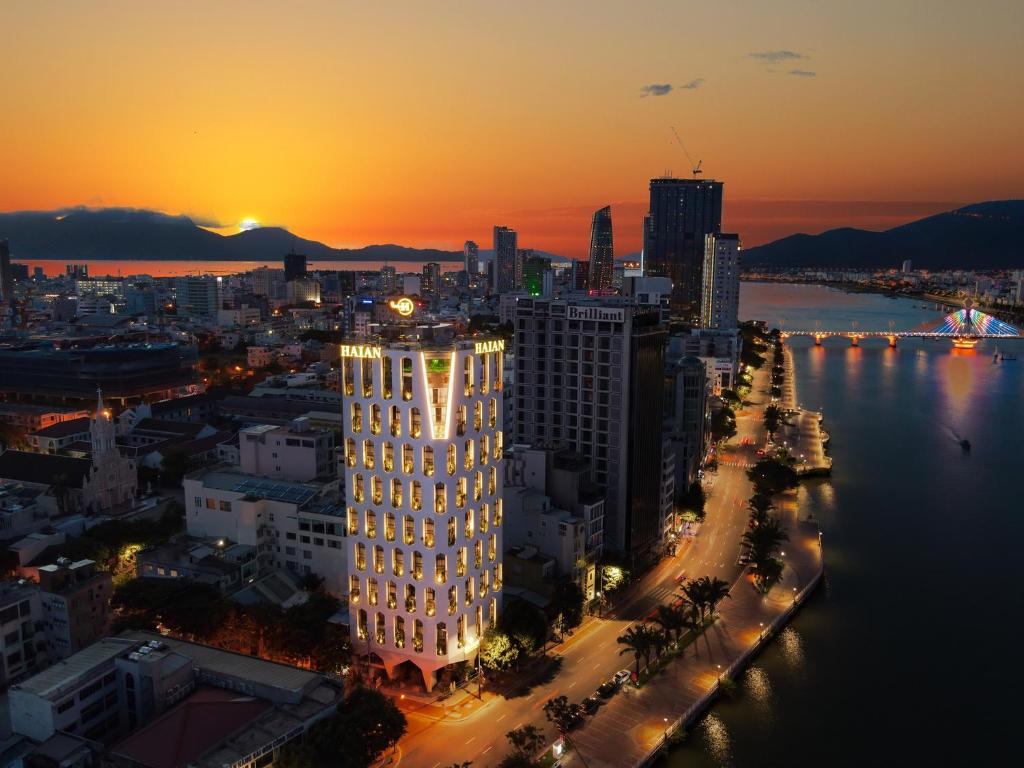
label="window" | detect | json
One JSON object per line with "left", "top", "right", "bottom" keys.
{"left": 350, "top": 403, "right": 362, "bottom": 433}
{"left": 361, "top": 358, "right": 374, "bottom": 397}
{"left": 205, "top": 498, "right": 215, "bottom": 509}
{"left": 219, "top": 500, "right": 232, "bottom": 512}
{"left": 403, "top": 514, "right": 415, "bottom": 545}
{"left": 465, "top": 508, "right": 475, "bottom": 539}
{"left": 393, "top": 548, "right": 405, "bottom": 577}
{"left": 363, "top": 440, "right": 375, "bottom": 470}
{"left": 435, "top": 553, "right": 447, "bottom": 583}
{"left": 410, "top": 408, "right": 422, "bottom": 439}
{"left": 390, "top": 405, "right": 402, "bottom": 437}
{"left": 411, "top": 480, "right": 422, "bottom": 512}
{"left": 383, "top": 442, "right": 394, "bottom": 473}
{"left": 423, "top": 517, "right": 435, "bottom": 547}
{"left": 370, "top": 404, "right": 382, "bottom": 435}
{"left": 434, "top": 482, "right": 446, "bottom": 514}
{"left": 464, "top": 439, "right": 474, "bottom": 470}
{"left": 390, "top": 478, "right": 403, "bottom": 509}
{"left": 365, "top": 510, "right": 377, "bottom": 538}
{"left": 382, "top": 356, "right": 393, "bottom": 399}
{"left": 403, "top": 443, "right": 414, "bottom": 474}
{"left": 401, "top": 356, "right": 413, "bottom": 401}
{"left": 436, "top": 622, "right": 448, "bottom": 656}
{"left": 422, "top": 445, "right": 435, "bottom": 476}
{"left": 384, "top": 512, "right": 396, "bottom": 542}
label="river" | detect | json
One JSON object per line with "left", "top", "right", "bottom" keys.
{"left": 665, "top": 282, "right": 1022, "bottom": 767}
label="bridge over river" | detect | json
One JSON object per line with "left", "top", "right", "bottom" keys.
{"left": 780, "top": 300, "right": 1022, "bottom": 349}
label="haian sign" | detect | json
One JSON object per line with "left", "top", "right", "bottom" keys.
{"left": 340, "top": 344, "right": 383, "bottom": 359}
{"left": 474, "top": 339, "right": 505, "bottom": 355}
{"left": 566, "top": 305, "right": 625, "bottom": 323}
{"left": 388, "top": 297, "right": 416, "bottom": 317}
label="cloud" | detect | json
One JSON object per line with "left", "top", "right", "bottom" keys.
{"left": 749, "top": 50, "right": 805, "bottom": 64}
{"left": 640, "top": 83, "right": 673, "bottom": 97}
{"left": 678, "top": 78, "right": 704, "bottom": 90}
{"left": 788, "top": 69, "right": 816, "bottom": 77}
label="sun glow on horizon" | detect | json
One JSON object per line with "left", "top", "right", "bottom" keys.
{"left": 239, "top": 218, "right": 260, "bottom": 232}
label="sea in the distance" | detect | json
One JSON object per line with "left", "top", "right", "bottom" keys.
{"left": 17, "top": 258, "right": 462, "bottom": 278}
{"left": 665, "top": 282, "right": 1021, "bottom": 767}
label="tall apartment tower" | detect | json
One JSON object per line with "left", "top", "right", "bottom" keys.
{"left": 283, "top": 251, "right": 308, "bottom": 282}
{"left": 463, "top": 241, "right": 479, "bottom": 277}
{"left": 492, "top": 226, "right": 518, "bottom": 294}
{"left": 341, "top": 337, "right": 505, "bottom": 690}
{"left": 646, "top": 178, "right": 723, "bottom": 318}
{"left": 421, "top": 262, "right": 441, "bottom": 298}
{"left": 513, "top": 299, "right": 668, "bottom": 565}
{"left": 700, "top": 233, "right": 741, "bottom": 330}
{"left": 0, "top": 239, "right": 13, "bottom": 306}
{"left": 587, "top": 206, "right": 614, "bottom": 294}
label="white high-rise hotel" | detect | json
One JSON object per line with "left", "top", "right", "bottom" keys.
{"left": 341, "top": 336, "right": 504, "bottom": 690}
{"left": 700, "top": 232, "right": 741, "bottom": 330}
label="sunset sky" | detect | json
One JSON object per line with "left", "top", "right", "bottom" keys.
{"left": 2, "top": 1, "right": 1022, "bottom": 256}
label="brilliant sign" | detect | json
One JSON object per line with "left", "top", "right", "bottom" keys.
{"left": 566, "top": 306, "right": 625, "bottom": 323}
{"left": 474, "top": 339, "right": 505, "bottom": 354}
{"left": 388, "top": 297, "right": 415, "bottom": 317}
{"left": 340, "top": 344, "right": 383, "bottom": 359}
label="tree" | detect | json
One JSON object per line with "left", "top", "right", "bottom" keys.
{"left": 505, "top": 724, "right": 545, "bottom": 761}
{"left": 653, "top": 604, "right": 686, "bottom": 644}
{"left": 677, "top": 482, "right": 706, "bottom": 523}
{"left": 543, "top": 695, "right": 578, "bottom": 733}
{"left": 160, "top": 447, "right": 191, "bottom": 485}
{"left": 651, "top": 628, "right": 670, "bottom": 660}
{"left": 499, "top": 599, "right": 548, "bottom": 660}
{"left": 709, "top": 405, "right": 737, "bottom": 442}
{"left": 549, "top": 577, "right": 584, "bottom": 636}
{"left": 480, "top": 626, "right": 519, "bottom": 672}
{"left": 747, "top": 494, "right": 775, "bottom": 527}
{"left": 617, "top": 624, "right": 655, "bottom": 678}
{"left": 278, "top": 687, "right": 407, "bottom": 768}
{"left": 763, "top": 404, "right": 782, "bottom": 439}
{"left": 746, "top": 458, "right": 798, "bottom": 497}
{"left": 680, "top": 576, "right": 731, "bottom": 624}
{"left": 741, "top": 517, "right": 790, "bottom": 592}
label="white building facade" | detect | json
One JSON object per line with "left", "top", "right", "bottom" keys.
{"left": 341, "top": 338, "right": 504, "bottom": 690}
{"left": 700, "top": 233, "right": 741, "bottom": 330}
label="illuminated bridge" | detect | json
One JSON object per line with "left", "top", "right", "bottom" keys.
{"left": 780, "top": 301, "right": 1022, "bottom": 349}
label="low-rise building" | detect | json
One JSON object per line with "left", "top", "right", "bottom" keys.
{"left": 238, "top": 418, "right": 335, "bottom": 482}
{"left": 0, "top": 581, "right": 47, "bottom": 689}
{"left": 36, "top": 558, "right": 113, "bottom": 660}
{"left": 27, "top": 418, "right": 92, "bottom": 455}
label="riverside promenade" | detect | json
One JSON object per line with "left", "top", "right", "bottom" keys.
{"left": 568, "top": 353, "right": 826, "bottom": 768}
{"left": 779, "top": 345, "right": 832, "bottom": 476}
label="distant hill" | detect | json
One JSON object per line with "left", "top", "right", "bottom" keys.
{"left": 0, "top": 208, "right": 461, "bottom": 263}
{"left": 743, "top": 201, "right": 1024, "bottom": 270}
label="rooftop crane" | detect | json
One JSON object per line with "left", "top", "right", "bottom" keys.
{"left": 670, "top": 127, "right": 703, "bottom": 177}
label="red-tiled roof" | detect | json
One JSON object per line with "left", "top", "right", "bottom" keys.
{"left": 109, "top": 687, "right": 271, "bottom": 768}
{"left": 30, "top": 417, "right": 92, "bottom": 439}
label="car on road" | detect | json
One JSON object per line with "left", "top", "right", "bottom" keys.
{"left": 756, "top": 448, "right": 765, "bottom": 456}
{"left": 597, "top": 681, "right": 617, "bottom": 698}
{"left": 582, "top": 696, "right": 601, "bottom": 714}
{"left": 613, "top": 669, "right": 631, "bottom": 686}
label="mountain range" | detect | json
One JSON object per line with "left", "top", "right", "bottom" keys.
{"left": 0, "top": 208, "right": 462, "bottom": 263}
{"left": 742, "top": 200, "right": 1024, "bottom": 270}
{"left": 2, "top": 201, "right": 1022, "bottom": 270}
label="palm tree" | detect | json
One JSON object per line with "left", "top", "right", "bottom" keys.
{"left": 617, "top": 624, "right": 654, "bottom": 677}
{"left": 747, "top": 494, "right": 774, "bottom": 527}
{"left": 650, "top": 628, "right": 670, "bottom": 660}
{"left": 764, "top": 404, "right": 782, "bottom": 439}
{"left": 680, "top": 602, "right": 703, "bottom": 638}
{"left": 741, "top": 518, "right": 789, "bottom": 592}
{"left": 653, "top": 604, "right": 685, "bottom": 644}
{"left": 702, "top": 577, "right": 731, "bottom": 619}
{"left": 682, "top": 576, "right": 731, "bottom": 623}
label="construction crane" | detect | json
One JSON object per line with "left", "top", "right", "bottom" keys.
{"left": 670, "top": 127, "right": 703, "bottom": 177}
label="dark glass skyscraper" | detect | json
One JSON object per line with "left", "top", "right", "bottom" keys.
{"left": 283, "top": 251, "right": 307, "bottom": 282}
{"left": 0, "top": 239, "right": 12, "bottom": 307}
{"left": 645, "top": 177, "right": 723, "bottom": 317}
{"left": 492, "top": 226, "right": 518, "bottom": 293}
{"left": 587, "top": 205, "right": 614, "bottom": 294}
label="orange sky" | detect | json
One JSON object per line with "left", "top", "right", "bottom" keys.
{"left": 2, "top": 1, "right": 1022, "bottom": 256}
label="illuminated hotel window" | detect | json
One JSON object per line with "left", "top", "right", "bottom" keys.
{"left": 353, "top": 474, "right": 365, "bottom": 504}
{"left": 373, "top": 545, "right": 384, "bottom": 574}
{"left": 464, "top": 355, "right": 474, "bottom": 396}
{"left": 387, "top": 581, "right": 398, "bottom": 609}
{"left": 412, "top": 551, "right": 423, "bottom": 580}
{"left": 410, "top": 408, "right": 422, "bottom": 439}
{"left": 480, "top": 569, "right": 489, "bottom": 597}
{"left": 489, "top": 399, "right": 497, "bottom": 428}
{"left": 494, "top": 431, "right": 503, "bottom": 460}
{"left": 456, "top": 478, "right": 467, "bottom": 508}
{"left": 403, "top": 444, "right": 414, "bottom": 474}
{"left": 350, "top": 403, "right": 363, "bottom": 433}
{"left": 479, "top": 435, "right": 489, "bottom": 465}
{"left": 463, "top": 440, "right": 473, "bottom": 471}
{"left": 494, "top": 349, "right": 503, "bottom": 391}
{"left": 457, "top": 405, "right": 467, "bottom": 436}
{"left": 414, "top": 619, "right": 424, "bottom": 652}
{"left": 465, "top": 576, "right": 475, "bottom": 605}
{"left": 436, "top": 622, "right": 448, "bottom": 656}
{"left": 475, "top": 605, "right": 483, "bottom": 638}
{"left": 365, "top": 510, "right": 377, "bottom": 539}
{"left": 494, "top": 563, "right": 502, "bottom": 590}
{"left": 473, "top": 472, "right": 482, "bottom": 502}
{"left": 411, "top": 480, "right": 422, "bottom": 511}
{"left": 401, "top": 357, "right": 413, "bottom": 401}
{"left": 488, "top": 534, "right": 497, "bottom": 562}
{"left": 405, "top": 583, "right": 417, "bottom": 612}
{"left": 403, "top": 515, "right": 415, "bottom": 545}
{"left": 361, "top": 359, "right": 374, "bottom": 398}
{"left": 488, "top": 467, "right": 496, "bottom": 495}
{"left": 481, "top": 353, "right": 490, "bottom": 395}
{"left": 393, "top": 548, "right": 404, "bottom": 577}
{"left": 355, "top": 543, "right": 366, "bottom": 571}
{"left": 489, "top": 597, "right": 497, "bottom": 627}
{"left": 465, "top": 508, "right": 475, "bottom": 539}
{"left": 474, "top": 402, "right": 483, "bottom": 432}
{"left": 457, "top": 614, "right": 466, "bottom": 649}
{"left": 367, "top": 577, "right": 379, "bottom": 606}
{"left": 384, "top": 512, "right": 396, "bottom": 542}
{"left": 423, "top": 446, "right": 434, "bottom": 476}
{"left": 375, "top": 612, "right": 385, "bottom": 644}
{"left": 347, "top": 507, "right": 359, "bottom": 536}
{"left": 446, "top": 445, "right": 456, "bottom": 476}
{"left": 342, "top": 359, "right": 355, "bottom": 397}
{"left": 447, "top": 516, "right": 456, "bottom": 547}
{"left": 390, "top": 406, "right": 402, "bottom": 437}
{"left": 494, "top": 498, "right": 502, "bottom": 527}
{"left": 349, "top": 575, "right": 361, "bottom": 602}
{"left": 474, "top": 540, "right": 482, "bottom": 569}
{"left": 394, "top": 615, "right": 405, "bottom": 648}
{"left": 390, "top": 478, "right": 403, "bottom": 509}
{"left": 357, "top": 609, "right": 367, "bottom": 640}
{"left": 480, "top": 503, "right": 489, "bottom": 534}
{"left": 422, "top": 517, "right": 434, "bottom": 547}
{"left": 448, "top": 585, "right": 457, "bottom": 615}
{"left": 456, "top": 547, "right": 466, "bottom": 578}
{"left": 435, "top": 554, "right": 447, "bottom": 583}
{"left": 383, "top": 442, "right": 394, "bottom": 472}
{"left": 370, "top": 404, "right": 382, "bottom": 435}
{"left": 425, "top": 589, "right": 436, "bottom": 617}
{"left": 434, "top": 482, "right": 446, "bottom": 514}
{"left": 362, "top": 440, "right": 375, "bottom": 470}
{"left": 345, "top": 438, "right": 356, "bottom": 468}
{"left": 424, "top": 352, "right": 453, "bottom": 437}
{"left": 382, "top": 356, "right": 393, "bottom": 399}
{"left": 371, "top": 476, "right": 383, "bottom": 505}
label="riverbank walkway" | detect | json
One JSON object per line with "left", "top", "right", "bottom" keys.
{"left": 778, "top": 346, "right": 832, "bottom": 476}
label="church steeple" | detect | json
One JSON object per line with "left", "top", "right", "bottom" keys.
{"left": 90, "top": 387, "right": 116, "bottom": 464}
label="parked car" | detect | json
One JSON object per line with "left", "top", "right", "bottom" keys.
{"left": 613, "top": 669, "right": 631, "bottom": 686}
{"left": 597, "top": 681, "right": 617, "bottom": 698}
{"left": 582, "top": 696, "right": 601, "bottom": 714}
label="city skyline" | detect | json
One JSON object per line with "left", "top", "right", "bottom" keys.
{"left": 2, "top": 2, "right": 1022, "bottom": 256}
